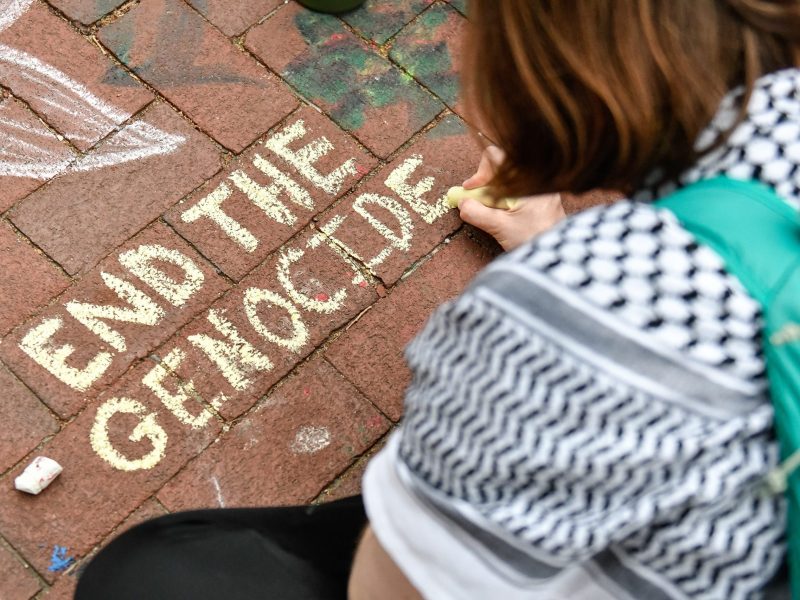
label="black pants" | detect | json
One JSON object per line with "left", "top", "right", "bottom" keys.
{"left": 75, "top": 495, "right": 367, "bottom": 600}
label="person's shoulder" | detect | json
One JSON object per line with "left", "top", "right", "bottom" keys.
{"left": 467, "top": 199, "right": 765, "bottom": 385}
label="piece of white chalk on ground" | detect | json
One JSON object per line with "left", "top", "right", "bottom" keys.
{"left": 14, "top": 456, "right": 63, "bottom": 495}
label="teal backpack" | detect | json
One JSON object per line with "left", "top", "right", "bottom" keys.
{"left": 656, "top": 176, "right": 800, "bottom": 598}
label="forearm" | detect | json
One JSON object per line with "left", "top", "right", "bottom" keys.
{"left": 348, "top": 525, "right": 423, "bottom": 600}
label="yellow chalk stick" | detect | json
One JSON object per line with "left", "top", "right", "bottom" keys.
{"left": 446, "top": 185, "right": 519, "bottom": 210}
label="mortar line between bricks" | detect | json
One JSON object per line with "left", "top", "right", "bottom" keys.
{"left": 0, "top": 82, "right": 83, "bottom": 157}
{"left": 0, "top": 526, "right": 50, "bottom": 586}
{"left": 0, "top": 425, "right": 61, "bottom": 480}
{"left": 0, "top": 96, "right": 161, "bottom": 224}
{"left": 238, "top": 0, "right": 291, "bottom": 39}
{"left": 382, "top": 1, "right": 464, "bottom": 112}
{"left": 0, "top": 412, "right": 63, "bottom": 477}
{"left": 175, "top": 0, "right": 270, "bottom": 48}
{"left": 81, "top": 0, "right": 357, "bottom": 157}
{"left": 322, "top": 356, "right": 395, "bottom": 423}
{"left": 153, "top": 335, "right": 389, "bottom": 508}
{"left": 88, "top": 0, "right": 143, "bottom": 29}
{"left": 0, "top": 352, "right": 68, "bottom": 436}
{"left": 0, "top": 216, "right": 74, "bottom": 283}
{"left": 311, "top": 427, "right": 395, "bottom": 505}
{"left": 235, "top": 14, "right": 444, "bottom": 163}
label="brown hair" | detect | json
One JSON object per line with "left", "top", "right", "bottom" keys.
{"left": 464, "top": 0, "right": 800, "bottom": 197}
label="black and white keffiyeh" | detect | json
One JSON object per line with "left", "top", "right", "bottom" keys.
{"left": 393, "top": 69, "right": 800, "bottom": 599}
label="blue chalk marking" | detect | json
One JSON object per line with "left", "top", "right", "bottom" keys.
{"left": 48, "top": 545, "right": 74, "bottom": 572}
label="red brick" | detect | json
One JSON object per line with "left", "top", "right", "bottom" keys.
{"left": 317, "top": 435, "right": 388, "bottom": 502}
{"left": 0, "top": 2, "right": 153, "bottom": 151}
{"left": 38, "top": 571, "right": 75, "bottom": 600}
{"left": 153, "top": 227, "right": 377, "bottom": 420}
{"left": 326, "top": 232, "right": 493, "bottom": 420}
{"left": 10, "top": 102, "right": 221, "bottom": 276}
{"left": 1, "top": 222, "right": 229, "bottom": 418}
{"left": 389, "top": 2, "right": 465, "bottom": 113}
{"left": 0, "top": 97, "right": 75, "bottom": 211}
{"left": 47, "top": 0, "right": 126, "bottom": 25}
{"left": 0, "top": 539, "right": 40, "bottom": 600}
{"left": 447, "top": 0, "right": 467, "bottom": 16}
{"left": 98, "top": 0, "right": 298, "bottom": 152}
{"left": 245, "top": 2, "right": 443, "bottom": 158}
{"left": 186, "top": 0, "right": 282, "bottom": 37}
{"left": 316, "top": 114, "right": 480, "bottom": 285}
{"left": 0, "top": 360, "right": 221, "bottom": 582}
{"left": 0, "top": 363, "right": 59, "bottom": 475}
{"left": 158, "top": 358, "right": 389, "bottom": 511}
{"left": 165, "top": 106, "right": 378, "bottom": 280}
{"left": 562, "top": 189, "right": 623, "bottom": 215}
{"left": 41, "top": 498, "right": 168, "bottom": 600}
{"left": 342, "top": 0, "right": 434, "bottom": 45}
{"left": 0, "top": 221, "right": 70, "bottom": 337}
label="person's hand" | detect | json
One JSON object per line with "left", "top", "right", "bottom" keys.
{"left": 458, "top": 146, "right": 566, "bottom": 251}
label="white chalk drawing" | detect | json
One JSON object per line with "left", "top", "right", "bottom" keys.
{"left": 187, "top": 309, "right": 274, "bottom": 392}
{"left": 386, "top": 155, "right": 450, "bottom": 224}
{"left": 290, "top": 425, "right": 331, "bottom": 455}
{"left": 243, "top": 287, "right": 309, "bottom": 354}
{"left": 277, "top": 246, "right": 348, "bottom": 314}
{"left": 118, "top": 245, "right": 205, "bottom": 308}
{"left": 142, "top": 348, "right": 214, "bottom": 429}
{"left": 0, "top": 0, "right": 33, "bottom": 34}
{"left": 8, "top": 86, "right": 458, "bottom": 471}
{"left": 264, "top": 119, "right": 357, "bottom": 195}
{"left": 65, "top": 272, "right": 165, "bottom": 353}
{"left": 179, "top": 119, "right": 360, "bottom": 253}
{"left": 352, "top": 193, "right": 414, "bottom": 270}
{"left": 90, "top": 397, "right": 168, "bottom": 472}
{"left": 19, "top": 317, "right": 114, "bottom": 392}
{"left": 0, "top": 1, "right": 184, "bottom": 179}
{"left": 212, "top": 476, "right": 226, "bottom": 507}
{"left": 181, "top": 182, "right": 261, "bottom": 252}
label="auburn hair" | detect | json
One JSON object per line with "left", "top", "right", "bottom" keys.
{"left": 464, "top": 0, "right": 800, "bottom": 197}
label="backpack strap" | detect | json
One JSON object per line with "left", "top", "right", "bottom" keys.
{"left": 655, "top": 176, "right": 799, "bottom": 305}
{"left": 656, "top": 176, "right": 800, "bottom": 598}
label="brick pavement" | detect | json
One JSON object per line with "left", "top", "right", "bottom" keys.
{"left": 0, "top": 1, "right": 615, "bottom": 597}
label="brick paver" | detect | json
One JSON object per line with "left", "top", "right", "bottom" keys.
{"left": 342, "top": 0, "right": 433, "bottom": 45}
{"left": 0, "top": 221, "right": 70, "bottom": 337}
{"left": 165, "top": 105, "right": 378, "bottom": 280}
{"left": 99, "top": 0, "right": 298, "bottom": 152}
{"left": 246, "top": 2, "right": 443, "bottom": 157}
{"left": 47, "top": 0, "right": 125, "bottom": 25}
{"left": 390, "top": 2, "right": 465, "bottom": 112}
{"left": 0, "top": 0, "right": 624, "bottom": 592}
{"left": 0, "top": 1, "right": 153, "bottom": 151}
{"left": 316, "top": 114, "right": 480, "bottom": 285}
{"left": 326, "top": 232, "right": 494, "bottom": 420}
{"left": 1, "top": 222, "right": 229, "bottom": 417}
{"left": 0, "top": 97, "right": 74, "bottom": 210}
{"left": 0, "top": 537, "right": 41, "bottom": 600}
{"left": 185, "top": 0, "right": 283, "bottom": 37}
{"left": 158, "top": 357, "right": 389, "bottom": 510}
{"left": 10, "top": 102, "right": 221, "bottom": 276}
{"left": 0, "top": 363, "right": 58, "bottom": 474}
